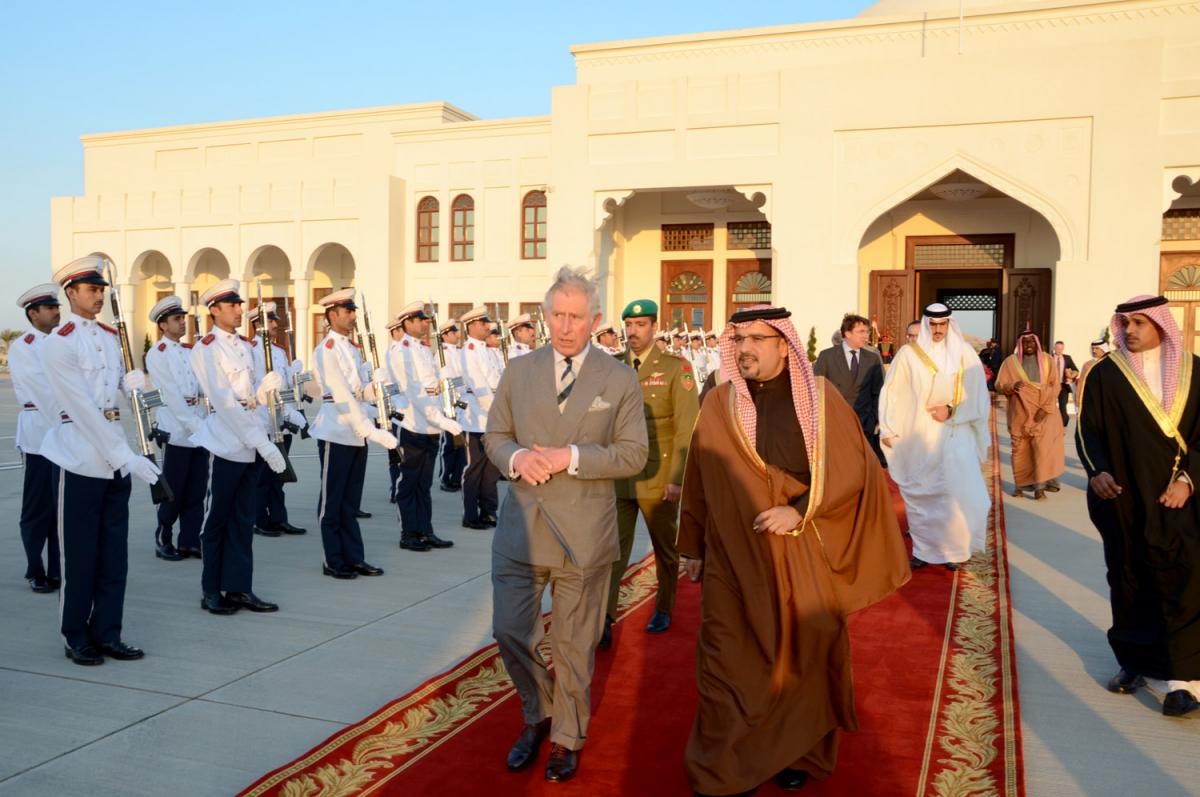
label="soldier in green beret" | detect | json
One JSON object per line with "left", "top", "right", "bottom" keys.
{"left": 600, "top": 299, "right": 700, "bottom": 649}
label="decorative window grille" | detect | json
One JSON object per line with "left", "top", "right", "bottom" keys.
{"left": 1166, "top": 264, "right": 1200, "bottom": 301}
{"left": 727, "top": 221, "right": 771, "bottom": 250}
{"left": 912, "top": 242, "right": 1006, "bottom": 267}
{"left": 448, "top": 303, "right": 472, "bottom": 323}
{"left": 451, "top": 195, "right": 474, "bottom": 261}
{"left": 732, "top": 271, "right": 772, "bottom": 303}
{"left": 667, "top": 271, "right": 708, "bottom": 303}
{"left": 1163, "top": 209, "right": 1200, "bottom": 241}
{"left": 941, "top": 292, "right": 998, "bottom": 311}
{"left": 521, "top": 191, "right": 547, "bottom": 259}
{"left": 662, "top": 224, "right": 714, "bottom": 252}
{"left": 416, "top": 196, "right": 439, "bottom": 262}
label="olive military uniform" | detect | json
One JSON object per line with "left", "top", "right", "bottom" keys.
{"left": 607, "top": 341, "right": 700, "bottom": 620}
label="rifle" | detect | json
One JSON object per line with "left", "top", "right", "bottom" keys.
{"left": 256, "top": 281, "right": 298, "bottom": 483}
{"left": 428, "top": 302, "right": 468, "bottom": 427}
{"left": 494, "top": 303, "right": 509, "bottom": 366}
{"left": 535, "top": 311, "right": 549, "bottom": 348}
{"left": 192, "top": 303, "right": 212, "bottom": 416}
{"left": 105, "top": 264, "right": 173, "bottom": 504}
{"left": 617, "top": 322, "right": 628, "bottom": 354}
{"left": 360, "top": 297, "right": 403, "bottom": 466}
{"left": 285, "top": 327, "right": 312, "bottom": 439}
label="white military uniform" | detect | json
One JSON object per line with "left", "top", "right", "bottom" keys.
{"left": 190, "top": 328, "right": 272, "bottom": 462}
{"left": 146, "top": 337, "right": 204, "bottom": 447}
{"left": 312, "top": 330, "right": 378, "bottom": 447}
{"left": 459, "top": 336, "right": 503, "bottom": 434}
{"left": 10, "top": 328, "right": 59, "bottom": 454}
{"left": 510, "top": 341, "right": 533, "bottom": 359}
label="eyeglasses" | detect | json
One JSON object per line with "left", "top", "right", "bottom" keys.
{"left": 732, "top": 333, "right": 783, "bottom": 346}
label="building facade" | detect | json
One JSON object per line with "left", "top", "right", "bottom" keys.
{"left": 51, "top": 0, "right": 1200, "bottom": 359}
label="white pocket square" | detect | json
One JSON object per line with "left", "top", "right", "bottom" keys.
{"left": 588, "top": 396, "right": 612, "bottom": 412}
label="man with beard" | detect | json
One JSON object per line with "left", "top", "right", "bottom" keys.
{"left": 1076, "top": 295, "right": 1200, "bottom": 716}
{"left": 679, "top": 305, "right": 908, "bottom": 795}
{"left": 880, "top": 303, "right": 991, "bottom": 570}
{"left": 995, "top": 329, "right": 1064, "bottom": 499}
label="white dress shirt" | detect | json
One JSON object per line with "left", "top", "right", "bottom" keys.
{"left": 40, "top": 313, "right": 139, "bottom": 478}
{"left": 843, "top": 341, "right": 864, "bottom": 371}
{"left": 146, "top": 336, "right": 204, "bottom": 448}
{"left": 311, "top": 330, "right": 376, "bottom": 447}
{"left": 189, "top": 326, "right": 271, "bottom": 463}
{"left": 459, "top": 336, "right": 504, "bottom": 434}
{"left": 507, "top": 344, "right": 589, "bottom": 478}
{"left": 9, "top": 328, "right": 58, "bottom": 454}
{"left": 1143, "top": 345, "right": 1163, "bottom": 404}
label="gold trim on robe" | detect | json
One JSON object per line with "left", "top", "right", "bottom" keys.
{"left": 1107, "top": 352, "right": 1192, "bottom": 452}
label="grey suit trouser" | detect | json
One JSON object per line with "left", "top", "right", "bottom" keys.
{"left": 492, "top": 549, "right": 610, "bottom": 751}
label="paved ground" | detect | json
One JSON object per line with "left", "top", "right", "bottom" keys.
{"left": 0, "top": 376, "right": 1196, "bottom": 796}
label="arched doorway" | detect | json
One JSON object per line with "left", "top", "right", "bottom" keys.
{"left": 132, "top": 250, "right": 173, "bottom": 348}
{"left": 860, "top": 169, "right": 1061, "bottom": 352}
{"left": 187, "top": 248, "right": 231, "bottom": 338}
{"left": 1161, "top": 176, "right": 1200, "bottom": 353}
{"left": 307, "top": 243, "right": 355, "bottom": 348}
{"left": 246, "top": 245, "right": 294, "bottom": 353}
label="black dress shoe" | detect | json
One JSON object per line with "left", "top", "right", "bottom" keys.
{"left": 201, "top": 593, "right": 239, "bottom": 614}
{"left": 506, "top": 717, "right": 551, "bottom": 771}
{"left": 439, "top": 483, "right": 461, "bottom": 493}
{"left": 421, "top": 532, "right": 454, "bottom": 549}
{"left": 1163, "top": 689, "right": 1200, "bottom": 717}
{"left": 156, "top": 543, "right": 185, "bottom": 561}
{"left": 253, "top": 525, "right": 282, "bottom": 538}
{"left": 944, "top": 562, "right": 961, "bottom": 572}
{"left": 909, "top": 556, "right": 928, "bottom": 569}
{"left": 275, "top": 522, "right": 306, "bottom": 535}
{"left": 1044, "top": 480, "right": 1061, "bottom": 493}
{"left": 775, "top": 768, "right": 809, "bottom": 791}
{"left": 64, "top": 644, "right": 104, "bottom": 666}
{"left": 355, "top": 509, "right": 372, "bottom": 519}
{"left": 400, "top": 535, "right": 432, "bottom": 552}
{"left": 462, "top": 518, "right": 491, "bottom": 530}
{"left": 28, "top": 576, "right": 54, "bottom": 594}
{"left": 47, "top": 576, "right": 61, "bottom": 590}
{"left": 1106, "top": 668, "right": 1145, "bottom": 694}
{"left": 322, "top": 563, "right": 358, "bottom": 580}
{"left": 597, "top": 616, "right": 614, "bottom": 651}
{"left": 544, "top": 743, "right": 578, "bottom": 782}
{"left": 646, "top": 610, "right": 671, "bottom": 634}
{"left": 225, "top": 591, "right": 279, "bottom": 612}
{"left": 482, "top": 514, "right": 498, "bottom": 528}
{"left": 98, "top": 641, "right": 145, "bottom": 660}
{"left": 351, "top": 562, "right": 385, "bottom": 577}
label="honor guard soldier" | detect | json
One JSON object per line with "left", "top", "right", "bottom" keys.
{"left": 249, "top": 302, "right": 308, "bottom": 536}
{"left": 12, "top": 284, "right": 63, "bottom": 593}
{"left": 311, "top": 289, "right": 396, "bottom": 579}
{"left": 594, "top": 323, "right": 620, "bottom": 355}
{"left": 190, "top": 279, "right": 285, "bottom": 615}
{"left": 144, "top": 296, "right": 208, "bottom": 561}
{"left": 486, "top": 323, "right": 505, "bottom": 366}
{"left": 385, "top": 314, "right": 408, "bottom": 502}
{"left": 687, "top": 329, "right": 711, "bottom": 383}
{"left": 438, "top": 320, "right": 467, "bottom": 492}
{"left": 387, "top": 301, "right": 462, "bottom": 551}
{"left": 508, "top": 314, "right": 535, "bottom": 358}
{"left": 704, "top": 330, "right": 721, "bottom": 376}
{"left": 601, "top": 299, "right": 699, "bottom": 648}
{"left": 41, "top": 256, "right": 161, "bottom": 664}
{"left": 458, "top": 305, "right": 503, "bottom": 529}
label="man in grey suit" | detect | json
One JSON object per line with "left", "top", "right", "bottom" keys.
{"left": 485, "top": 265, "right": 648, "bottom": 783}
{"left": 813, "top": 313, "right": 886, "bottom": 465}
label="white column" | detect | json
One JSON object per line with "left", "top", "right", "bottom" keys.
{"left": 293, "top": 276, "right": 311, "bottom": 365}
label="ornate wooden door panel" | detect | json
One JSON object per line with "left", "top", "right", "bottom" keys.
{"left": 1161, "top": 251, "right": 1200, "bottom": 353}
{"left": 1001, "top": 269, "right": 1051, "bottom": 351}
{"left": 662, "top": 260, "right": 713, "bottom": 330}
{"left": 726, "top": 259, "right": 773, "bottom": 315}
{"left": 869, "top": 270, "right": 915, "bottom": 350}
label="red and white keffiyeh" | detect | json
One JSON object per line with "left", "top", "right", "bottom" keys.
{"left": 1111, "top": 295, "right": 1184, "bottom": 412}
{"left": 1014, "top": 330, "right": 1048, "bottom": 383}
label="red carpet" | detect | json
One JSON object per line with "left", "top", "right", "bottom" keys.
{"left": 242, "top": 411, "right": 1022, "bottom": 797}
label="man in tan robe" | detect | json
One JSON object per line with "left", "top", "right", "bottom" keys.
{"left": 995, "top": 330, "right": 1064, "bottom": 499}
{"left": 678, "top": 305, "right": 910, "bottom": 796}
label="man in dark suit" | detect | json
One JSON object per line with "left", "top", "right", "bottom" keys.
{"left": 813, "top": 313, "right": 885, "bottom": 464}
{"left": 1052, "top": 340, "right": 1078, "bottom": 426}
{"left": 485, "top": 266, "right": 648, "bottom": 783}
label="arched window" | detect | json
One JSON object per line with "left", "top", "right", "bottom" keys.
{"left": 416, "top": 196, "right": 439, "bottom": 262}
{"left": 521, "top": 190, "right": 547, "bottom": 259}
{"left": 451, "top": 194, "right": 474, "bottom": 261}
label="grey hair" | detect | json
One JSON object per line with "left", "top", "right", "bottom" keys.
{"left": 543, "top": 265, "right": 601, "bottom": 317}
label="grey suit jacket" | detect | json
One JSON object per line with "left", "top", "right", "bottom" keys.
{"left": 484, "top": 345, "right": 648, "bottom": 570}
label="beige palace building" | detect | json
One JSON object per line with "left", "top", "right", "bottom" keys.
{"left": 50, "top": 0, "right": 1200, "bottom": 359}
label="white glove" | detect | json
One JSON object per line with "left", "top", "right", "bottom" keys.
{"left": 122, "top": 369, "right": 147, "bottom": 395}
{"left": 366, "top": 427, "right": 398, "bottom": 449}
{"left": 439, "top": 417, "right": 463, "bottom": 437}
{"left": 359, "top": 362, "right": 372, "bottom": 383}
{"left": 255, "top": 371, "right": 284, "bottom": 405}
{"left": 291, "top": 359, "right": 303, "bottom": 374}
{"left": 183, "top": 416, "right": 203, "bottom": 438}
{"left": 287, "top": 409, "right": 308, "bottom": 430}
{"left": 256, "top": 441, "right": 287, "bottom": 473}
{"left": 127, "top": 455, "right": 162, "bottom": 485}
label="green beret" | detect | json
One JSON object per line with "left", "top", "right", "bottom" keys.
{"left": 621, "top": 299, "right": 658, "bottom": 320}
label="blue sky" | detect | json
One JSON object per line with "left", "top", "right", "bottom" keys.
{"left": 0, "top": 0, "right": 870, "bottom": 328}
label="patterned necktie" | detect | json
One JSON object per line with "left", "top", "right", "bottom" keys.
{"left": 558, "top": 356, "right": 575, "bottom": 412}
{"left": 850, "top": 349, "right": 860, "bottom": 381}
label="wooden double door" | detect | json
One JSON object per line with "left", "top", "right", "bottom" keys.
{"left": 660, "top": 258, "right": 773, "bottom": 331}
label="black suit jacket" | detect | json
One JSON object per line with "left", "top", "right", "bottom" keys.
{"left": 1058, "top": 354, "right": 1078, "bottom": 385}
{"left": 813, "top": 345, "right": 883, "bottom": 431}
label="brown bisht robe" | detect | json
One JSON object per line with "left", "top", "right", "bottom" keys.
{"left": 995, "top": 351, "right": 1064, "bottom": 487}
{"left": 678, "top": 376, "right": 910, "bottom": 795}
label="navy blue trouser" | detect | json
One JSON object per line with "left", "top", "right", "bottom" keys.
{"left": 317, "top": 440, "right": 367, "bottom": 569}
{"left": 395, "top": 428, "right": 438, "bottom": 535}
{"left": 255, "top": 434, "right": 292, "bottom": 527}
{"left": 200, "top": 455, "right": 256, "bottom": 595}
{"left": 462, "top": 432, "right": 499, "bottom": 523}
{"left": 58, "top": 470, "right": 130, "bottom": 649}
{"left": 440, "top": 431, "right": 466, "bottom": 487}
{"left": 156, "top": 444, "right": 210, "bottom": 549}
{"left": 20, "top": 452, "right": 60, "bottom": 580}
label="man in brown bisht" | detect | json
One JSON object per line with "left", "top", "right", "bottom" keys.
{"left": 678, "top": 305, "right": 910, "bottom": 796}
{"left": 994, "top": 328, "right": 1064, "bottom": 499}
